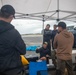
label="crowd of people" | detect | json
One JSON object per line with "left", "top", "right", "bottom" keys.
{"left": 39, "top": 22, "right": 74, "bottom": 75}
{"left": 0, "top": 5, "right": 74, "bottom": 75}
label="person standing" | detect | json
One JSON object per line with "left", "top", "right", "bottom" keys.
{"left": 0, "top": 5, "right": 26, "bottom": 75}
{"left": 51, "top": 25, "right": 58, "bottom": 67}
{"left": 42, "top": 24, "right": 52, "bottom": 56}
{"left": 54, "top": 22, "right": 74, "bottom": 75}
{"left": 51, "top": 24, "right": 58, "bottom": 49}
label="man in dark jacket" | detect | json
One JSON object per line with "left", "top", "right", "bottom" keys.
{"left": 36, "top": 42, "right": 49, "bottom": 60}
{"left": 42, "top": 24, "right": 52, "bottom": 56}
{"left": 0, "top": 5, "right": 26, "bottom": 75}
{"left": 51, "top": 24, "right": 58, "bottom": 49}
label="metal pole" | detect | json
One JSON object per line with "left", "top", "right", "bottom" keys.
{"left": 57, "top": 0, "right": 59, "bottom": 12}
{"left": 57, "top": 0, "right": 59, "bottom": 22}
{"left": 1, "top": 0, "right": 3, "bottom": 6}
{"left": 42, "top": 15, "right": 45, "bottom": 43}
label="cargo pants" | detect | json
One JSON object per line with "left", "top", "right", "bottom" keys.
{"left": 56, "top": 58, "right": 73, "bottom": 75}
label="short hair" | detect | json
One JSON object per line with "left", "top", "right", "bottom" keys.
{"left": 58, "top": 22, "right": 66, "bottom": 29}
{"left": 54, "top": 24, "right": 57, "bottom": 27}
{"left": 0, "top": 5, "right": 15, "bottom": 18}
{"left": 46, "top": 24, "right": 50, "bottom": 27}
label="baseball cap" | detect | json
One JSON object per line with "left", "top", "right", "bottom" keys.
{"left": 58, "top": 22, "right": 66, "bottom": 29}
{"left": 43, "top": 42, "right": 48, "bottom": 45}
{"left": 0, "top": 5, "right": 15, "bottom": 17}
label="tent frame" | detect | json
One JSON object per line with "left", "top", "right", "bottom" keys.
{"left": 1, "top": 0, "right": 76, "bottom": 42}
{"left": 14, "top": 0, "right": 76, "bottom": 23}
{"left": 1, "top": 0, "right": 76, "bottom": 22}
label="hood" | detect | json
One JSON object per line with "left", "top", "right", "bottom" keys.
{"left": 61, "top": 30, "right": 72, "bottom": 38}
{"left": 0, "top": 20, "right": 14, "bottom": 34}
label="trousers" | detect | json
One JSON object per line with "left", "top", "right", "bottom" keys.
{"left": 56, "top": 58, "right": 73, "bottom": 75}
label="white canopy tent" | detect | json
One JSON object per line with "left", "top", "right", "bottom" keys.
{"left": 0, "top": 0, "right": 76, "bottom": 22}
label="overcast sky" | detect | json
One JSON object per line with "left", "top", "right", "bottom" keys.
{"left": 11, "top": 19, "right": 76, "bottom": 34}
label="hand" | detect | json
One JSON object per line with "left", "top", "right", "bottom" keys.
{"left": 46, "top": 55, "right": 49, "bottom": 57}
{"left": 40, "top": 57, "right": 46, "bottom": 60}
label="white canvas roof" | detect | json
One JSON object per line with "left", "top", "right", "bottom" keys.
{"left": 0, "top": 0, "right": 76, "bottom": 22}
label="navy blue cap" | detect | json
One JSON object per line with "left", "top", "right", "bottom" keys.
{"left": 58, "top": 22, "right": 66, "bottom": 29}
{"left": 1, "top": 5, "right": 15, "bottom": 16}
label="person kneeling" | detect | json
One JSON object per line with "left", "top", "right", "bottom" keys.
{"left": 36, "top": 42, "right": 49, "bottom": 63}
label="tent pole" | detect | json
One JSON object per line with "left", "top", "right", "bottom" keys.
{"left": 42, "top": 15, "right": 45, "bottom": 43}
{"left": 1, "top": 0, "right": 3, "bottom": 6}
{"left": 60, "top": 10, "right": 76, "bottom": 14}
{"left": 57, "top": 0, "right": 59, "bottom": 22}
{"left": 45, "top": 12, "right": 57, "bottom": 21}
{"left": 61, "top": 13, "right": 76, "bottom": 20}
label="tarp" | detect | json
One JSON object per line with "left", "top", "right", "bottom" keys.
{"left": 0, "top": 0, "right": 76, "bottom": 22}
{"left": 26, "top": 45, "right": 40, "bottom": 51}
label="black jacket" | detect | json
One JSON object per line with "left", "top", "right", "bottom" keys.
{"left": 51, "top": 30, "right": 58, "bottom": 49}
{"left": 43, "top": 29, "right": 52, "bottom": 42}
{"left": 0, "top": 20, "right": 26, "bottom": 74}
{"left": 36, "top": 47, "right": 49, "bottom": 58}
{"left": 51, "top": 30, "right": 58, "bottom": 41}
